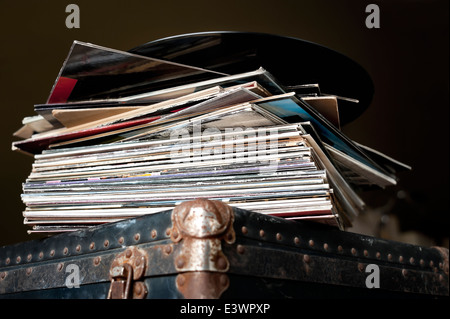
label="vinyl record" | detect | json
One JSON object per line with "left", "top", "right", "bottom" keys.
{"left": 129, "top": 31, "right": 374, "bottom": 125}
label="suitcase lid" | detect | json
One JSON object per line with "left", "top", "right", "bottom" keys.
{"left": 0, "top": 199, "right": 448, "bottom": 298}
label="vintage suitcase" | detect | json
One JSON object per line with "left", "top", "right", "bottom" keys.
{"left": 0, "top": 199, "right": 448, "bottom": 300}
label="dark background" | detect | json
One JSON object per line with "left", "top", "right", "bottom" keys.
{"left": 0, "top": 0, "right": 448, "bottom": 247}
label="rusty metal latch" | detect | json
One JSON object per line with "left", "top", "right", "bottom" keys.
{"left": 171, "top": 199, "right": 235, "bottom": 273}
{"left": 170, "top": 199, "right": 235, "bottom": 298}
{"left": 107, "top": 246, "right": 147, "bottom": 299}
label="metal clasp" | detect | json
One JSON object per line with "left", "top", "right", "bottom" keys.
{"left": 107, "top": 247, "right": 147, "bottom": 299}
{"left": 108, "top": 264, "right": 133, "bottom": 299}
{"left": 171, "top": 199, "right": 235, "bottom": 273}
{"left": 170, "top": 199, "right": 235, "bottom": 299}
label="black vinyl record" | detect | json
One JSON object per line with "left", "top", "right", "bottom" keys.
{"left": 129, "top": 31, "right": 374, "bottom": 126}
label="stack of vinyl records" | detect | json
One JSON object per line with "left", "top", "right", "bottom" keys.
{"left": 12, "top": 32, "right": 410, "bottom": 234}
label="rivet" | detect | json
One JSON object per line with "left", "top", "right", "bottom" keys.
{"left": 338, "top": 245, "right": 343, "bottom": 253}
{"left": 118, "top": 237, "right": 124, "bottom": 244}
{"left": 439, "top": 274, "right": 444, "bottom": 282}
{"left": 439, "top": 262, "right": 443, "bottom": 270}
{"left": 420, "top": 259, "right": 425, "bottom": 266}
{"left": 0, "top": 272, "right": 5, "bottom": 280}
{"left": 303, "top": 254, "right": 310, "bottom": 263}
{"left": 89, "top": 242, "right": 95, "bottom": 250}
{"left": 50, "top": 250, "right": 55, "bottom": 257}
{"left": 57, "top": 263, "right": 64, "bottom": 272}
{"left": 93, "top": 257, "right": 101, "bottom": 266}
{"left": 134, "top": 283, "right": 142, "bottom": 295}
{"left": 177, "top": 274, "right": 185, "bottom": 286}
{"left": 276, "top": 233, "right": 282, "bottom": 241}
{"left": 26, "top": 267, "right": 32, "bottom": 276}
{"left": 134, "top": 233, "right": 140, "bottom": 241}
{"left": 323, "top": 243, "right": 329, "bottom": 251}
{"left": 363, "top": 250, "right": 369, "bottom": 257}
{"left": 216, "top": 256, "right": 228, "bottom": 270}
{"left": 103, "top": 240, "right": 109, "bottom": 248}
{"left": 309, "top": 240, "right": 314, "bottom": 247}
{"left": 358, "top": 263, "right": 364, "bottom": 272}
{"left": 27, "top": 254, "right": 32, "bottom": 262}
{"left": 134, "top": 283, "right": 146, "bottom": 297}
{"left": 16, "top": 256, "right": 21, "bottom": 263}
{"left": 220, "top": 274, "right": 229, "bottom": 286}
{"left": 176, "top": 256, "right": 185, "bottom": 269}
{"left": 5, "top": 258, "right": 10, "bottom": 265}
{"left": 388, "top": 253, "right": 393, "bottom": 261}
{"left": 399, "top": 256, "right": 404, "bottom": 263}
{"left": 151, "top": 230, "right": 157, "bottom": 239}
{"left": 402, "top": 269, "right": 408, "bottom": 277}
{"left": 125, "top": 249, "right": 133, "bottom": 258}
{"left": 410, "top": 257, "right": 415, "bottom": 265}
{"left": 294, "top": 237, "right": 300, "bottom": 245}
{"left": 241, "top": 226, "right": 248, "bottom": 235}
{"left": 164, "top": 245, "right": 172, "bottom": 255}
{"left": 76, "top": 245, "right": 81, "bottom": 252}
{"left": 172, "top": 229, "right": 179, "bottom": 240}
{"left": 429, "top": 260, "right": 434, "bottom": 267}
{"left": 39, "top": 252, "right": 43, "bottom": 259}
{"left": 351, "top": 248, "right": 356, "bottom": 255}
{"left": 376, "top": 252, "right": 381, "bottom": 259}
{"left": 165, "top": 228, "right": 171, "bottom": 236}
{"left": 63, "top": 247, "right": 68, "bottom": 255}
{"left": 259, "top": 229, "right": 265, "bottom": 237}
{"left": 237, "top": 245, "right": 245, "bottom": 254}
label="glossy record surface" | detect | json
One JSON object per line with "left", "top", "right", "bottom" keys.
{"left": 130, "top": 31, "right": 375, "bottom": 125}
